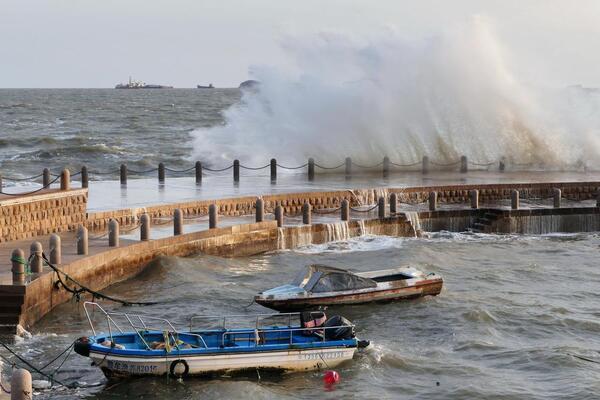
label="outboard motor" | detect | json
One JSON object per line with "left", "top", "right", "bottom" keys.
{"left": 300, "top": 311, "right": 327, "bottom": 336}
{"left": 323, "top": 315, "right": 355, "bottom": 340}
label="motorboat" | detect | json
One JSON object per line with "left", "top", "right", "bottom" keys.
{"left": 74, "top": 302, "right": 369, "bottom": 378}
{"left": 255, "top": 265, "right": 443, "bottom": 312}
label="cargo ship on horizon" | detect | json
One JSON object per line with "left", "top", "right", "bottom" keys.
{"left": 115, "top": 76, "right": 173, "bottom": 89}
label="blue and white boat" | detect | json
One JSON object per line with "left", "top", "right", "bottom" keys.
{"left": 74, "top": 302, "right": 369, "bottom": 378}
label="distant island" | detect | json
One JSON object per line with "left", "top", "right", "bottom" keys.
{"left": 115, "top": 77, "right": 173, "bottom": 89}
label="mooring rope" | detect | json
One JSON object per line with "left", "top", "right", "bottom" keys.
{"left": 240, "top": 164, "right": 270, "bottom": 170}
{"left": 204, "top": 165, "right": 233, "bottom": 172}
{"left": 277, "top": 163, "right": 308, "bottom": 170}
{"left": 2, "top": 173, "right": 44, "bottom": 182}
{"left": 0, "top": 174, "right": 61, "bottom": 196}
{"left": 314, "top": 162, "right": 345, "bottom": 170}
{"left": 128, "top": 167, "right": 159, "bottom": 174}
{"left": 349, "top": 204, "right": 378, "bottom": 213}
{"left": 390, "top": 160, "right": 420, "bottom": 167}
{"left": 313, "top": 207, "right": 343, "bottom": 214}
{"left": 164, "top": 166, "right": 196, "bottom": 173}
{"left": 429, "top": 160, "right": 461, "bottom": 167}
{"left": 351, "top": 161, "right": 384, "bottom": 169}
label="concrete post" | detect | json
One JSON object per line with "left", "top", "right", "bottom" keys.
{"left": 383, "top": 156, "right": 390, "bottom": 178}
{"left": 49, "top": 234, "right": 61, "bottom": 265}
{"left": 378, "top": 196, "right": 386, "bottom": 219}
{"left": 499, "top": 157, "right": 506, "bottom": 172}
{"left": 77, "top": 225, "right": 88, "bottom": 255}
{"left": 460, "top": 156, "right": 468, "bottom": 173}
{"left": 341, "top": 199, "right": 350, "bottom": 221}
{"left": 429, "top": 192, "right": 437, "bottom": 211}
{"left": 553, "top": 188, "right": 561, "bottom": 208}
{"left": 140, "top": 214, "right": 150, "bottom": 241}
{"left": 209, "top": 204, "right": 218, "bottom": 229}
{"left": 255, "top": 198, "right": 264, "bottom": 222}
{"left": 511, "top": 190, "right": 519, "bottom": 210}
{"left": 597, "top": 191, "right": 600, "bottom": 208}
{"left": 270, "top": 159, "right": 277, "bottom": 182}
{"left": 81, "top": 166, "right": 89, "bottom": 188}
{"left": 275, "top": 205, "right": 284, "bottom": 227}
{"left": 158, "top": 163, "right": 165, "bottom": 183}
{"left": 302, "top": 202, "right": 312, "bottom": 225}
{"left": 173, "top": 208, "right": 183, "bottom": 236}
{"left": 233, "top": 160, "right": 240, "bottom": 182}
{"left": 422, "top": 156, "right": 429, "bottom": 174}
{"left": 0, "top": 173, "right": 2, "bottom": 190}
{"left": 108, "top": 219, "right": 119, "bottom": 247}
{"left": 29, "top": 241, "right": 43, "bottom": 273}
{"left": 120, "top": 164, "right": 127, "bottom": 185}
{"left": 11, "top": 249, "right": 25, "bottom": 285}
{"left": 10, "top": 368, "right": 32, "bottom": 400}
{"left": 390, "top": 193, "right": 397, "bottom": 214}
{"left": 308, "top": 158, "right": 315, "bottom": 181}
{"left": 345, "top": 157, "right": 352, "bottom": 177}
{"left": 195, "top": 161, "right": 202, "bottom": 184}
{"left": 43, "top": 168, "right": 50, "bottom": 187}
{"left": 470, "top": 189, "right": 479, "bottom": 209}
{"left": 60, "top": 169, "right": 70, "bottom": 190}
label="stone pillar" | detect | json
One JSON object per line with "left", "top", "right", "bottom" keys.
{"left": 60, "top": 169, "right": 70, "bottom": 190}
{"left": 470, "top": 189, "right": 479, "bottom": 209}
{"left": 174, "top": 209, "right": 183, "bottom": 235}
{"left": 389, "top": 193, "right": 397, "bottom": 214}
{"left": 275, "top": 205, "right": 284, "bottom": 227}
{"left": 209, "top": 204, "right": 218, "bottom": 229}
{"left": 140, "top": 214, "right": 150, "bottom": 241}
{"left": 341, "top": 199, "right": 350, "bottom": 221}
{"left": 597, "top": 191, "right": 600, "bottom": 208}
{"left": 270, "top": 159, "right": 277, "bottom": 182}
{"left": 422, "top": 156, "right": 429, "bottom": 174}
{"left": 0, "top": 173, "right": 2, "bottom": 190}
{"left": 29, "top": 241, "right": 43, "bottom": 273}
{"left": 10, "top": 368, "right": 32, "bottom": 400}
{"left": 81, "top": 166, "right": 89, "bottom": 188}
{"left": 108, "top": 219, "right": 119, "bottom": 247}
{"left": 195, "top": 161, "right": 202, "bottom": 184}
{"left": 460, "top": 156, "right": 468, "bottom": 173}
{"left": 302, "top": 202, "right": 312, "bottom": 225}
{"left": 120, "top": 164, "right": 127, "bottom": 185}
{"left": 255, "top": 198, "right": 264, "bottom": 222}
{"left": 233, "top": 160, "right": 240, "bottom": 182}
{"left": 511, "top": 190, "right": 519, "bottom": 210}
{"left": 553, "top": 188, "right": 561, "bottom": 208}
{"left": 11, "top": 249, "right": 25, "bottom": 285}
{"left": 383, "top": 156, "right": 390, "bottom": 178}
{"left": 308, "top": 158, "right": 315, "bottom": 181}
{"left": 77, "top": 225, "right": 88, "bottom": 255}
{"left": 49, "top": 234, "right": 61, "bottom": 265}
{"left": 378, "top": 196, "right": 386, "bottom": 219}
{"left": 499, "top": 157, "right": 506, "bottom": 172}
{"left": 158, "top": 163, "right": 165, "bottom": 183}
{"left": 345, "top": 157, "right": 352, "bottom": 177}
{"left": 429, "top": 191, "right": 437, "bottom": 211}
{"left": 43, "top": 168, "right": 51, "bottom": 187}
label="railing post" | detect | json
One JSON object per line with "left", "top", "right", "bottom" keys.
{"left": 389, "top": 193, "right": 397, "bottom": 214}
{"left": 383, "top": 156, "right": 390, "bottom": 178}
{"left": 174, "top": 209, "right": 183, "bottom": 235}
{"left": 345, "top": 157, "right": 352, "bottom": 177}
{"left": 77, "top": 225, "right": 88, "bottom": 255}
{"left": 11, "top": 368, "right": 32, "bottom": 400}
{"left": 460, "top": 156, "right": 468, "bottom": 173}
{"left": 470, "top": 189, "right": 479, "bottom": 209}
{"left": 429, "top": 191, "right": 437, "bottom": 211}
{"left": 43, "top": 168, "right": 51, "bottom": 187}
{"left": 209, "top": 204, "right": 218, "bottom": 229}
{"left": 195, "top": 161, "right": 202, "bottom": 184}
{"left": 255, "top": 198, "right": 264, "bottom": 222}
{"left": 0, "top": 173, "right": 3, "bottom": 190}
{"left": 140, "top": 214, "right": 150, "bottom": 241}
{"left": 341, "top": 199, "right": 350, "bottom": 221}
{"left": 11, "top": 248, "right": 25, "bottom": 284}
{"left": 30, "top": 241, "right": 43, "bottom": 273}
{"left": 302, "top": 202, "right": 312, "bottom": 225}
{"left": 158, "top": 163, "right": 165, "bottom": 183}
{"left": 511, "top": 190, "right": 519, "bottom": 210}
{"left": 108, "top": 219, "right": 119, "bottom": 247}
{"left": 422, "top": 156, "right": 429, "bottom": 174}
{"left": 49, "top": 233, "right": 61, "bottom": 264}
{"left": 378, "top": 196, "right": 386, "bottom": 219}
{"left": 270, "top": 159, "right": 277, "bottom": 182}
{"left": 553, "top": 188, "right": 561, "bottom": 208}
{"left": 275, "top": 205, "right": 283, "bottom": 227}
{"left": 499, "top": 157, "right": 506, "bottom": 172}
{"left": 81, "top": 166, "right": 89, "bottom": 188}
{"left": 233, "top": 160, "right": 240, "bottom": 182}
{"left": 120, "top": 164, "right": 127, "bottom": 185}
{"left": 60, "top": 169, "right": 70, "bottom": 190}
{"left": 308, "top": 158, "right": 315, "bottom": 181}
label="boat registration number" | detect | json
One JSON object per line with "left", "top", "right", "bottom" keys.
{"left": 106, "top": 360, "right": 159, "bottom": 374}
{"left": 300, "top": 351, "right": 344, "bottom": 361}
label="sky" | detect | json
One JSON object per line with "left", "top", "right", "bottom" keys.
{"left": 1, "top": 0, "right": 599, "bottom": 88}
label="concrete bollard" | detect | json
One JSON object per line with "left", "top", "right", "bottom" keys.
{"left": 422, "top": 156, "right": 429, "bottom": 174}
{"left": 270, "top": 159, "right": 277, "bottom": 182}
{"left": 429, "top": 191, "right": 437, "bottom": 211}
{"left": 341, "top": 199, "right": 350, "bottom": 221}
{"left": 308, "top": 158, "right": 315, "bottom": 181}
{"left": 233, "top": 160, "right": 240, "bottom": 183}
{"left": 499, "top": 157, "right": 506, "bottom": 172}
{"left": 43, "top": 168, "right": 51, "bottom": 187}
{"left": 345, "top": 157, "right": 352, "bottom": 177}
{"left": 470, "top": 189, "right": 479, "bottom": 209}
{"left": 597, "top": 191, "right": 600, "bottom": 208}
{"left": 120, "top": 164, "right": 127, "bottom": 185}
{"left": 209, "top": 204, "right": 218, "bottom": 229}
{"left": 460, "top": 156, "right": 468, "bottom": 173}
{"left": 108, "top": 219, "right": 119, "bottom": 247}
{"left": 29, "top": 241, "right": 43, "bottom": 273}
{"left": 158, "top": 163, "right": 165, "bottom": 183}
{"left": 140, "top": 214, "right": 150, "bottom": 241}
{"left": 174, "top": 209, "right": 183, "bottom": 235}
{"left": 390, "top": 193, "right": 397, "bottom": 214}
{"left": 511, "top": 190, "right": 519, "bottom": 210}
{"left": 195, "top": 161, "right": 202, "bottom": 184}
{"left": 383, "top": 156, "right": 390, "bottom": 178}
{"left": 60, "top": 169, "right": 70, "bottom": 190}
{"left": 378, "top": 196, "right": 386, "bottom": 219}
{"left": 49, "top": 234, "right": 61, "bottom": 265}
{"left": 11, "top": 248, "right": 25, "bottom": 285}
{"left": 275, "top": 205, "right": 284, "bottom": 227}
{"left": 553, "top": 188, "right": 561, "bottom": 208}
{"left": 255, "top": 198, "right": 264, "bottom": 222}
{"left": 81, "top": 166, "right": 89, "bottom": 188}
{"left": 0, "top": 173, "right": 2, "bottom": 190}
{"left": 11, "top": 368, "right": 32, "bottom": 400}
{"left": 77, "top": 225, "right": 88, "bottom": 255}
{"left": 302, "top": 202, "right": 312, "bottom": 225}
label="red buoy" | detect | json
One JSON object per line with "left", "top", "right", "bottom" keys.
{"left": 323, "top": 370, "right": 340, "bottom": 385}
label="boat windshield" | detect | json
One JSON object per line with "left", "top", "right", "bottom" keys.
{"left": 291, "top": 265, "right": 377, "bottom": 293}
